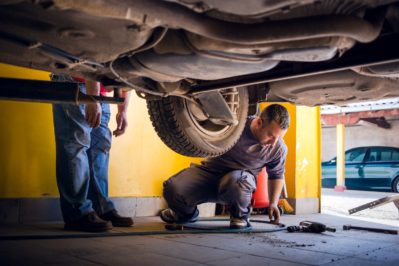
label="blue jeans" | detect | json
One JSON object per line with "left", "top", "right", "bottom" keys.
{"left": 52, "top": 99, "right": 115, "bottom": 223}
{"left": 163, "top": 164, "right": 256, "bottom": 219}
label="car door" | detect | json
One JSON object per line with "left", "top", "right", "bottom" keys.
{"left": 321, "top": 158, "right": 337, "bottom": 188}
{"left": 362, "top": 147, "right": 399, "bottom": 191}
{"left": 344, "top": 147, "right": 367, "bottom": 190}
{"left": 322, "top": 147, "right": 367, "bottom": 189}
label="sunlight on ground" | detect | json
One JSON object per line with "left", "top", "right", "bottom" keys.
{"left": 321, "top": 188, "right": 399, "bottom": 227}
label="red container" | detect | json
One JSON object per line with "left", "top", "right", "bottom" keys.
{"left": 251, "top": 167, "right": 269, "bottom": 208}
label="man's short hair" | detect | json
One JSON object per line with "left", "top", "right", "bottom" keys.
{"left": 260, "top": 104, "right": 290, "bottom": 130}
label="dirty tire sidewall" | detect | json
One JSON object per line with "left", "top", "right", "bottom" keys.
{"left": 146, "top": 88, "right": 249, "bottom": 157}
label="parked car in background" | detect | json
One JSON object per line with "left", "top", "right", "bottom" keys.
{"left": 322, "top": 146, "right": 399, "bottom": 192}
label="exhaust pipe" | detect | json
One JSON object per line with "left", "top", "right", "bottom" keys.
{"left": 53, "top": 0, "right": 386, "bottom": 44}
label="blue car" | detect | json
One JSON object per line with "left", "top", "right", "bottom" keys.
{"left": 322, "top": 146, "right": 399, "bottom": 192}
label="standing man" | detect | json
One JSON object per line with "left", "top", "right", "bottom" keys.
{"left": 161, "top": 104, "right": 290, "bottom": 228}
{"left": 52, "top": 76, "right": 133, "bottom": 232}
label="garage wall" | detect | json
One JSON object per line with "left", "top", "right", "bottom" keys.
{"left": 0, "top": 63, "right": 200, "bottom": 198}
{"left": 322, "top": 120, "right": 399, "bottom": 162}
{"left": 107, "top": 95, "right": 202, "bottom": 197}
{"left": 0, "top": 64, "right": 57, "bottom": 198}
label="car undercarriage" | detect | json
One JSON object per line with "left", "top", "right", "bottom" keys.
{"left": 1, "top": 0, "right": 399, "bottom": 157}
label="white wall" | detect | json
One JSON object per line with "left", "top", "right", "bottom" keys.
{"left": 321, "top": 119, "right": 399, "bottom": 161}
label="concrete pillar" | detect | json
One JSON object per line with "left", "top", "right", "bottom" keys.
{"left": 260, "top": 103, "right": 321, "bottom": 214}
{"left": 334, "top": 123, "right": 346, "bottom": 192}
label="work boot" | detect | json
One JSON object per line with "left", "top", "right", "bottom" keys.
{"left": 230, "top": 216, "right": 251, "bottom": 229}
{"left": 99, "top": 210, "right": 134, "bottom": 227}
{"left": 64, "top": 212, "right": 112, "bottom": 232}
{"left": 160, "top": 208, "right": 199, "bottom": 224}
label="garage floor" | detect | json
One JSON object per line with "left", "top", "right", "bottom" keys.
{"left": 1, "top": 190, "right": 398, "bottom": 266}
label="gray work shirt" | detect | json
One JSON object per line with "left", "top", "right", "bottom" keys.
{"left": 202, "top": 116, "right": 287, "bottom": 179}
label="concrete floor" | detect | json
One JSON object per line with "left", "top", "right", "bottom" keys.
{"left": 1, "top": 191, "right": 398, "bottom": 266}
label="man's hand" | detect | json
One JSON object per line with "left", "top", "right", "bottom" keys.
{"left": 268, "top": 203, "right": 280, "bottom": 224}
{"left": 113, "top": 90, "right": 131, "bottom": 137}
{"left": 113, "top": 111, "right": 128, "bottom": 137}
{"left": 85, "top": 102, "right": 102, "bottom": 128}
{"left": 268, "top": 179, "right": 284, "bottom": 224}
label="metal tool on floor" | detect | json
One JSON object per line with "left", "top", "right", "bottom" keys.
{"left": 348, "top": 195, "right": 399, "bottom": 215}
{"left": 343, "top": 224, "right": 399, "bottom": 235}
{"left": 287, "top": 221, "right": 336, "bottom": 233}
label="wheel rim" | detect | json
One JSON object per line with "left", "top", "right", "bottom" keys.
{"left": 396, "top": 180, "right": 399, "bottom": 192}
{"left": 186, "top": 88, "right": 240, "bottom": 137}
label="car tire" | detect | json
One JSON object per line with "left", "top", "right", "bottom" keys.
{"left": 392, "top": 176, "right": 399, "bottom": 193}
{"left": 146, "top": 88, "right": 248, "bottom": 157}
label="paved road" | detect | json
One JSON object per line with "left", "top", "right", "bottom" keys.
{"left": 322, "top": 188, "right": 399, "bottom": 227}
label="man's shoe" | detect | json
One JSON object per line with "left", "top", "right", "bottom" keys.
{"left": 230, "top": 217, "right": 251, "bottom": 229}
{"left": 160, "top": 208, "right": 199, "bottom": 224}
{"left": 64, "top": 212, "right": 112, "bottom": 232}
{"left": 99, "top": 210, "right": 134, "bottom": 227}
